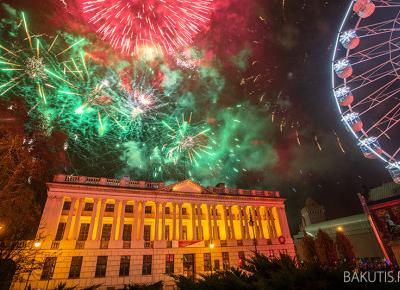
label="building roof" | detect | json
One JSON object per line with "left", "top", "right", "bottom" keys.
{"left": 51, "top": 174, "right": 281, "bottom": 199}
{"left": 368, "top": 182, "right": 400, "bottom": 202}
{"left": 294, "top": 213, "right": 370, "bottom": 239}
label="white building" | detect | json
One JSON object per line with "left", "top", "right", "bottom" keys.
{"left": 13, "top": 175, "right": 295, "bottom": 289}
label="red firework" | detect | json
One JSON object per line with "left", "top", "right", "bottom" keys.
{"left": 77, "top": 0, "right": 213, "bottom": 54}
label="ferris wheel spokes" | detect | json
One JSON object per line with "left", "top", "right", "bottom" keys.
{"left": 332, "top": 0, "right": 400, "bottom": 183}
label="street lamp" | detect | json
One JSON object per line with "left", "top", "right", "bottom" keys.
{"left": 209, "top": 239, "right": 214, "bottom": 274}
{"left": 248, "top": 212, "right": 257, "bottom": 253}
{"left": 24, "top": 241, "right": 41, "bottom": 290}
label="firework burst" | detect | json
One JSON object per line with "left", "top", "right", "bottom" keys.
{"left": 0, "top": 13, "right": 82, "bottom": 110}
{"left": 162, "top": 112, "right": 213, "bottom": 165}
{"left": 76, "top": 0, "right": 214, "bottom": 54}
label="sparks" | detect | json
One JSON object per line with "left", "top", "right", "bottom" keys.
{"left": 77, "top": 0, "right": 214, "bottom": 54}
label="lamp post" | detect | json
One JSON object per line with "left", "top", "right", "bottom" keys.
{"left": 24, "top": 241, "right": 41, "bottom": 290}
{"left": 209, "top": 238, "right": 214, "bottom": 274}
{"left": 248, "top": 212, "right": 257, "bottom": 253}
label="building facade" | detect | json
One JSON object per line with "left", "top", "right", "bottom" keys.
{"left": 359, "top": 182, "right": 400, "bottom": 265}
{"left": 294, "top": 213, "right": 383, "bottom": 261}
{"left": 13, "top": 175, "right": 294, "bottom": 289}
{"left": 299, "top": 198, "right": 326, "bottom": 230}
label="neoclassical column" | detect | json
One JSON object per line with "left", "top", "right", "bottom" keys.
{"left": 88, "top": 198, "right": 99, "bottom": 240}
{"left": 132, "top": 200, "right": 140, "bottom": 241}
{"left": 197, "top": 204, "right": 203, "bottom": 240}
{"left": 267, "top": 207, "right": 277, "bottom": 238}
{"left": 228, "top": 205, "right": 235, "bottom": 240}
{"left": 72, "top": 198, "right": 84, "bottom": 240}
{"left": 212, "top": 204, "right": 218, "bottom": 239}
{"left": 64, "top": 197, "right": 77, "bottom": 240}
{"left": 250, "top": 207, "right": 258, "bottom": 239}
{"left": 95, "top": 199, "right": 107, "bottom": 240}
{"left": 243, "top": 206, "right": 250, "bottom": 239}
{"left": 276, "top": 206, "right": 291, "bottom": 237}
{"left": 178, "top": 203, "right": 183, "bottom": 240}
{"left": 111, "top": 200, "right": 121, "bottom": 240}
{"left": 139, "top": 201, "right": 146, "bottom": 240}
{"left": 255, "top": 206, "right": 265, "bottom": 239}
{"left": 172, "top": 203, "right": 177, "bottom": 240}
{"left": 161, "top": 203, "right": 166, "bottom": 241}
{"left": 118, "top": 200, "right": 127, "bottom": 241}
{"left": 238, "top": 205, "right": 245, "bottom": 239}
{"left": 222, "top": 205, "right": 230, "bottom": 240}
{"left": 191, "top": 204, "right": 197, "bottom": 240}
{"left": 154, "top": 202, "right": 160, "bottom": 241}
{"left": 40, "top": 194, "right": 64, "bottom": 240}
{"left": 206, "top": 204, "right": 212, "bottom": 240}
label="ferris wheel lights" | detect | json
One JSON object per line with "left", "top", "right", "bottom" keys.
{"left": 358, "top": 137, "right": 382, "bottom": 159}
{"left": 342, "top": 112, "right": 363, "bottom": 132}
{"left": 386, "top": 162, "right": 400, "bottom": 184}
{"left": 333, "top": 0, "right": 399, "bottom": 183}
{"left": 334, "top": 86, "right": 354, "bottom": 106}
{"left": 339, "top": 30, "right": 360, "bottom": 50}
{"left": 334, "top": 58, "right": 353, "bottom": 79}
{"left": 353, "top": 0, "right": 375, "bottom": 19}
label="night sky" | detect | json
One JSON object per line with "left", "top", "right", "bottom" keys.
{"left": 0, "top": 0, "right": 392, "bottom": 233}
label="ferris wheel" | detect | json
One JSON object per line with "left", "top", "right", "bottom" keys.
{"left": 332, "top": 0, "right": 400, "bottom": 183}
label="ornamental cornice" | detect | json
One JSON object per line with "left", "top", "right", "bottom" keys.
{"left": 46, "top": 182, "right": 286, "bottom": 207}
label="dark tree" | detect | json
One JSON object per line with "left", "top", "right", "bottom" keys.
{"left": 315, "top": 229, "right": 338, "bottom": 266}
{"left": 336, "top": 231, "right": 356, "bottom": 265}
{"left": 0, "top": 100, "right": 68, "bottom": 287}
{"left": 300, "top": 231, "right": 318, "bottom": 263}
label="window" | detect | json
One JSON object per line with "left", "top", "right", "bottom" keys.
{"left": 84, "top": 202, "right": 93, "bottom": 211}
{"left": 182, "top": 207, "right": 187, "bottom": 215}
{"left": 55, "top": 223, "right": 66, "bottom": 241}
{"left": 101, "top": 224, "right": 112, "bottom": 240}
{"left": 222, "top": 252, "right": 230, "bottom": 270}
{"left": 238, "top": 251, "right": 245, "bottom": 267}
{"left": 142, "top": 255, "right": 152, "bottom": 275}
{"left": 125, "top": 204, "right": 134, "bottom": 213}
{"left": 143, "top": 225, "right": 151, "bottom": 241}
{"left": 119, "top": 256, "right": 130, "bottom": 276}
{"left": 145, "top": 206, "right": 152, "bottom": 214}
{"left": 63, "top": 201, "right": 71, "bottom": 210}
{"left": 78, "top": 223, "right": 90, "bottom": 241}
{"left": 165, "top": 254, "right": 174, "bottom": 274}
{"left": 238, "top": 251, "right": 245, "bottom": 260}
{"left": 182, "top": 225, "right": 188, "bottom": 240}
{"left": 268, "top": 250, "right": 274, "bottom": 257}
{"left": 204, "top": 253, "right": 211, "bottom": 271}
{"left": 122, "top": 224, "right": 132, "bottom": 241}
{"left": 165, "top": 207, "right": 170, "bottom": 214}
{"left": 68, "top": 256, "right": 83, "bottom": 279}
{"left": 165, "top": 225, "right": 170, "bottom": 241}
{"left": 214, "top": 260, "right": 220, "bottom": 271}
{"left": 95, "top": 256, "right": 108, "bottom": 277}
{"left": 183, "top": 254, "right": 195, "bottom": 278}
{"left": 41, "top": 257, "right": 56, "bottom": 280}
{"left": 105, "top": 203, "right": 114, "bottom": 212}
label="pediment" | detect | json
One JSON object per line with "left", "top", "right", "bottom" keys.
{"left": 163, "top": 179, "right": 205, "bottom": 193}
